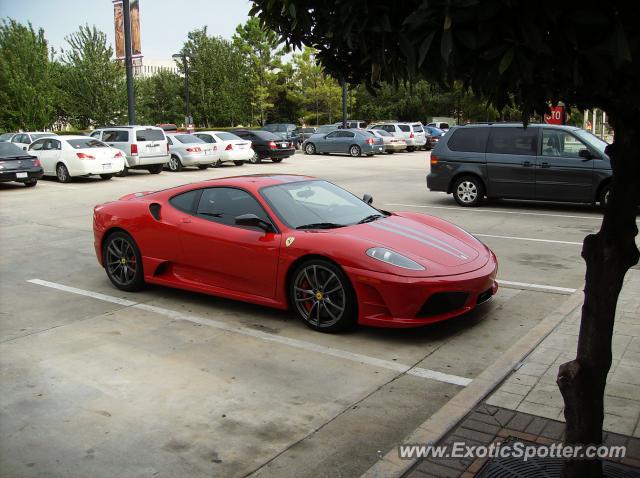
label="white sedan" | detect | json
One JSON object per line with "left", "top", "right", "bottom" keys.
{"left": 4, "top": 131, "right": 58, "bottom": 150}
{"left": 193, "top": 131, "right": 253, "bottom": 166}
{"left": 28, "top": 135, "right": 126, "bottom": 182}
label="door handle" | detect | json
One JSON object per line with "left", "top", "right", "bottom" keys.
{"left": 522, "top": 161, "right": 532, "bottom": 167}
{"left": 180, "top": 217, "right": 192, "bottom": 224}
{"left": 540, "top": 162, "right": 550, "bottom": 168}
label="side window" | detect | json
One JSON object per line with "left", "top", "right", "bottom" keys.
{"left": 326, "top": 131, "right": 339, "bottom": 138}
{"left": 197, "top": 134, "right": 215, "bottom": 143}
{"left": 338, "top": 131, "right": 355, "bottom": 138}
{"left": 51, "top": 139, "right": 62, "bottom": 150}
{"left": 103, "top": 130, "right": 129, "bottom": 142}
{"left": 383, "top": 125, "right": 395, "bottom": 133}
{"left": 398, "top": 125, "right": 411, "bottom": 132}
{"left": 29, "top": 139, "right": 46, "bottom": 151}
{"left": 196, "top": 188, "right": 271, "bottom": 229}
{"left": 166, "top": 136, "right": 173, "bottom": 145}
{"left": 169, "top": 189, "right": 201, "bottom": 213}
{"left": 12, "top": 134, "right": 25, "bottom": 143}
{"left": 487, "top": 127, "right": 538, "bottom": 156}
{"left": 447, "top": 127, "right": 490, "bottom": 152}
{"left": 542, "top": 130, "right": 588, "bottom": 158}
{"left": 90, "top": 131, "right": 102, "bottom": 139}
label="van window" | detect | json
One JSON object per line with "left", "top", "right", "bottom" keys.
{"left": 412, "top": 124, "right": 424, "bottom": 132}
{"left": 440, "top": 123, "right": 450, "bottom": 129}
{"left": 103, "top": 130, "right": 129, "bottom": 142}
{"left": 447, "top": 127, "right": 490, "bottom": 152}
{"left": 398, "top": 125, "right": 411, "bottom": 132}
{"left": 487, "top": 127, "right": 538, "bottom": 156}
{"left": 136, "top": 129, "right": 165, "bottom": 142}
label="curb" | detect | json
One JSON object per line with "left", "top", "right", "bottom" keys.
{"left": 360, "top": 287, "right": 585, "bottom": 478}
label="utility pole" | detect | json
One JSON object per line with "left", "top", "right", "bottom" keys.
{"left": 122, "top": 0, "right": 136, "bottom": 125}
{"left": 341, "top": 77, "right": 347, "bottom": 128}
{"left": 172, "top": 51, "right": 192, "bottom": 131}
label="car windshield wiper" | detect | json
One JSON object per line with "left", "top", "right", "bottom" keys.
{"left": 296, "top": 222, "right": 346, "bottom": 230}
{"left": 357, "top": 214, "right": 386, "bottom": 224}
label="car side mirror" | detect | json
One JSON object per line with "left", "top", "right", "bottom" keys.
{"left": 579, "top": 149, "right": 596, "bottom": 161}
{"left": 363, "top": 194, "right": 373, "bottom": 205}
{"left": 235, "top": 213, "right": 273, "bottom": 232}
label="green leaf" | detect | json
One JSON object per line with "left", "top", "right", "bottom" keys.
{"left": 418, "top": 31, "right": 436, "bottom": 67}
{"left": 499, "top": 47, "right": 514, "bottom": 75}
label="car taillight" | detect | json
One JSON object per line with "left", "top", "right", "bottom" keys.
{"left": 33, "top": 159, "right": 41, "bottom": 167}
{"left": 131, "top": 144, "right": 138, "bottom": 155}
{"left": 114, "top": 151, "right": 124, "bottom": 158}
{"left": 431, "top": 154, "right": 439, "bottom": 165}
{"left": 409, "top": 132, "right": 415, "bottom": 139}
{"left": 186, "top": 147, "right": 202, "bottom": 152}
{"left": 366, "top": 138, "right": 374, "bottom": 145}
{"left": 225, "top": 144, "right": 233, "bottom": 151}
{"left": 77, "top": 152, "right": 95, "bottom": 159}
{"left": 269, "top": 141, "right": 277, "bottom": 149}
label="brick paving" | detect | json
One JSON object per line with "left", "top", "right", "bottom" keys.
{"left": 405, "top": 404, "right": 640, "bottom": 477}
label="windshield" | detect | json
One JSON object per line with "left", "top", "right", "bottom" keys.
{"left": 32, "top": 133, "right": 54, "bottom": 140}
{"left": 260, "top": 180, "right": 383, "bottom": 229}
{"left": 216, "top": 132, "right": 242, "bottom": 141}
{"left": 68, "top": 139, "right": 107, "bottom": 149}
{"left": 173, "top": 134, "right": 204, "bottom": 144}
{"left": 0, "top": 133, "right": 13, "bottom": 141}
{"left": 0, "top": 142, "right": 28, "bottom": 155}
{"left": 315, "top": 125, "right": 337, "bottom": 135}
{"left": 574, "top": 129, "right": 609, "bottom": 154}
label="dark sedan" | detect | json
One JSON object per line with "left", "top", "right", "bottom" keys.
{"left": 232, "top": 129, "right": 295, "bottom": 164}
{"left": 0, "top": 142, "right": 43, "bottom": 187}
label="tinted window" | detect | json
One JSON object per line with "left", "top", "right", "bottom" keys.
{"left": 233, "top": 130, "right": 249, "bottom": 138}
{"left": 216, "top": 132, "right": 242, "bottom": 141}
{"left": 325, "top": 131, "right": 339, "bottom": 138}
{"left": 68, "top": 139, "right": 107, "bottom": 149}
{"left": 28, "top": 139, "right": 46, "bottom": 151}
{"left": 447, "top": 127, "right": 490, "bottom": 153}
{"left": 136, "top": 129, "right": 165, "bottom": 141}
{"left": 412, "top": 124, "right": 424, "bottom": 132}
{"left": 103, "top": 130, "right": 129, "bottom": 142}
{"left": 195, "top": 134, "right": 215, "bottom": 143}
{"left": 440, "top": 123, "right": 450, "bottom": 129}
{"left": 252, "top": 130, "right": 279, "bottom": 141}
{"left": 315, "top": 125, "right": 337, "bottom": 134}
{"left": 90, "top": 131, "right": 102, "bottom": 138}
{"left": 44, "top": 139, "right": 61, "bottom": 151}
{"left": 196, "top": 188, "right": 271, "bottom": 228}
{"left": 382, "top": 125, "right": 396, "bottom": 133}
{"left": 398, "top": 125, "right": 411, "bottom": 132}
{"left": 542, "top": 130, "right": 588, "bottom": 158}
{"left": 170, "top": 189, "right": 201, "bottom": 213}
{"left": 337, "top": 131, "right": 354, "bottom": 138}
{"left": 172, "top": 134, "right": 203, "bottom": 144}
{"left": 487, "top": 127, "right": 538, "bottom": 156}
{"left": 166, "top": 136, "right": 173, "bottom": 145}
{"left": 0, "top": 142, "right": 27, "bottom": 155}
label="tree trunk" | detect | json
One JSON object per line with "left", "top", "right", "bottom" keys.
{"left": 557, "top": 117, "right": 640, "bottom": 478}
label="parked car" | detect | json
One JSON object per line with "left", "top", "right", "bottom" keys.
{"left": 293, "top": 127, "right": 317, "bottom": 145}
{"left": 194, "top": 131, "right": 252, "bottom": 166}
{"left": 427, "top": 123, "right": 612, "bottom": 207}
{"left": 28, "top": 135, "right": 125, "bottom": 183}
{"left": 165, "top": 133, "right": 219, "bottom": 171}
{"left": 5, "top": 132, "right": 57, "bottom": 150}
{"left": 0, "top": 133, "right": 15, "bottom": 142}
{"left": 302, "top": 128, "right": 384, "bottom": 157}
{"left": 335, "top": 120, "right": 368, "bottom": 129}
{"left": 366, "top": 129, "right": 407, "bottom": 153}
{"left": 314, "top": 124, "right": 339, "bottom": 135}
{"left": 262, "top": 123, "right": 299, "bottom": 148}
{"left": 94, "top": 174, "right": 498, "bottom": 332}
{"left": 90, "top": 125, "right": 169, "bottom": 175}
{"left": 425, "top": 126, "right": 446, "bottom": 150}
{"left": 231, "top": 129, "right": 295, "bottom": 164}
{"left": 427, "top": 121, "right": 451, "bottom": 132}
{"left": 0, "top": 142, "right": 43, "bottom": 187}
{"left": 368, "top": 122, "right": 426, "bottom": 151}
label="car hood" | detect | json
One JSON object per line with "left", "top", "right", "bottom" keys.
{"left": 323, "top": 213, "right": 491, "bottom": 277}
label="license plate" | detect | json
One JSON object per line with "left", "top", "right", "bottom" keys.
{"left": 16, "top": 172, "right": 28, "bottom": 178}
{"left": 102, "top": 164, "right": 111, "bottom": 170}
{"left": 378, "top": 147, "right": 383, "bottom": 151}
{"left": 280, "top": 143, "right": 287, "bottom": 147}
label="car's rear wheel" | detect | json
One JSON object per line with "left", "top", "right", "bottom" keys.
{"left": 305, "top": 143, "right": 316, "bottom": 155}
{"left": 233, "top": 161, "right": 244, "bottom": 166}
{"left": 103, "top": 231, "right": 144, "bottom": 292}
{"left": 290, "top": 259, "right": 357, "bottom": 333}
{"left": 23, "top": 179, "right": 37, "bottom": 187}
{"left": 168, "top": 156, "right": 183, "bottom": 172}
{"left": 198, "top": 164, "right": 210, "bottom": 170}
{"left": 249, "top": 152, "right": 261, "bottom": 164}
{"left": 56, "top": 163, "right": 71, "bottom": 183}
{"left": 349, "top": 145, "right": 361, "bottom": 157}
{"left": 100, "top": 174, "right": 113, "bottom": 180}
{"left": 407, "top": 146, "right": 416, "bottom": 152}
{"left": 453, "top": 175, "right": 485, "bottom": 207}
{"left": 272, "top": 158, "right": 283, "bottom": 163}
{"left": 147, "top": 164, "right": 162, "bottom": 174}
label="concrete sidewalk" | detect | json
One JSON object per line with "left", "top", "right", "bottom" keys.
{"left": 363, "top": 269, "right": 640, "bottom": 478}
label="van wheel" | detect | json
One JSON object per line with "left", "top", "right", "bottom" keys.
{"left": 407, "top": 146, "right": 416, "bottom": 152}
{"left": 147, "top": 164, "right": 163, "bottom": 174}
{"left": 453, "top": 176, "right": 484, "bottom": 207}
{"left": 198, "top": 164, "right": 210, "bottom": 170}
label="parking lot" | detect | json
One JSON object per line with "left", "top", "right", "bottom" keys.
{"left": 0, "top": 150, "right": 607, "bottom": 478}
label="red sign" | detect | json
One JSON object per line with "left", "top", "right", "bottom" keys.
{"left": 544, "top": 105, "right": 565, "bottom": 125}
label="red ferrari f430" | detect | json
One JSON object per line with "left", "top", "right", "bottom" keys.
{"left": 93, "top": 175, "right": 498, "bottom": 332}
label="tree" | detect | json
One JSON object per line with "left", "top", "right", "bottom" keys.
{"left": 233, "top": 18, "right": 283, "bottom": 126}
{"left": 0, "top": 19, "right": 54, "bottom": 131}
{"left": 135, "top": 69, "right": 183, "bottom": 125}
{"left": 252, "top": 2, "right": 639, "bottom": 477}
{"left": 58, "top": 25, "right": 126, "bottom": 129}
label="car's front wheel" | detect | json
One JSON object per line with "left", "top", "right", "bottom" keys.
{"left": 453, "top": 175, "right": 485, "bottom": 207}
{"left": 304, "top": 143, "right": 316, "bottom": 155}
{"left": 103, "top": 231, "right": 144, "bottom": 292}
{"left": 290, "top": 259, "right": 357, "bottom": 333}
{"left": 249, "top": 152, "right": 261, "bottom": 164}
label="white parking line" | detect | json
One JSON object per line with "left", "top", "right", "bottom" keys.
{"left": 27, "top": 279, "right": 472, "bottom": 387}
{"left": 498, "top": 280, "right": 578, "bottom": 294}
{"left": 385, "top": 203, "right": 602, "bottom": 220}
{"left": 473, "top": 233, "right": 582, "bottom": 246}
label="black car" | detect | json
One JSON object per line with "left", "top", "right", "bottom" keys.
{"left": 232, "top": 129, "right": 295, "bottom": 164}
{"left": 427, "top": 123, "right": 612, "bottom": 207}
{"left": 0, "top": 142, "right": 43, "bottom": 187}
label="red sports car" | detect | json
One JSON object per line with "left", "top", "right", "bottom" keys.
{"left": 93, "top": 174, "right": 498, "bottom": 332}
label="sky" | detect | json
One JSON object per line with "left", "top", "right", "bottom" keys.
{"left": 0, "top": 0, "right": 253, "bottom": 59}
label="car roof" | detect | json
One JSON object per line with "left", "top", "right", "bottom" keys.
{"left": 456, "top": 122, "right": 580, "bottom": 131}
{"left": 94, "top": 125, "right": 163, "bottom": 130}
{"left": 55, "top": 135, "right": 96, "bottom": 141}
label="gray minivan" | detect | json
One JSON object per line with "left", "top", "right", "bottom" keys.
{"left": 427, "top": 123, "right": 612, "bottom": 207}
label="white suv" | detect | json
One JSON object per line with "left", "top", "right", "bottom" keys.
{"left": 368, "top": 122, "right": 427, "bottom": 151}
{"left": 90, "top": 125, "right": 170, "bottom": 175}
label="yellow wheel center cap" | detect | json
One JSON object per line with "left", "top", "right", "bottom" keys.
{"left": 315, "top": 291, "right": 324, "bottom": 301}
{"left": 120, "top": 257, "right": 127, "bottom": 265}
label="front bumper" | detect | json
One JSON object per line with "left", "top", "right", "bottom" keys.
{"left": 0, "top": 167, "right": 43, "bottom": 182}
{"left": 344, "top": 257, "right": 498, "bottom": 328}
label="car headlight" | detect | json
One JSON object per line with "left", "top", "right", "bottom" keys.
{"left": 366, "top": 247, "right": 425, "bottom": 271}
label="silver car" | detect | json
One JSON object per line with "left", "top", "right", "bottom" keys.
{"left": 166, "top": 133, "right": 220, "bottom": 171}
{"left": 367, "top": 129, "right": 407, "bottom": 153}
{"left": 368, "top": 122, "right": 427, "bottom": 151}
{"left": 302, "top": 129, "right": 384, "bottom": 157}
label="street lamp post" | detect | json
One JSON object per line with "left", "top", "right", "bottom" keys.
{"left": 173, "top": 52, "right": 192, "bottom": 131}
{"left": 123, "top": 0, "right": 136, "bottom": 125}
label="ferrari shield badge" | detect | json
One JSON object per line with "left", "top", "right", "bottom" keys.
{"left": 285, "top": 237, "right": 295, "bottom": 247}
